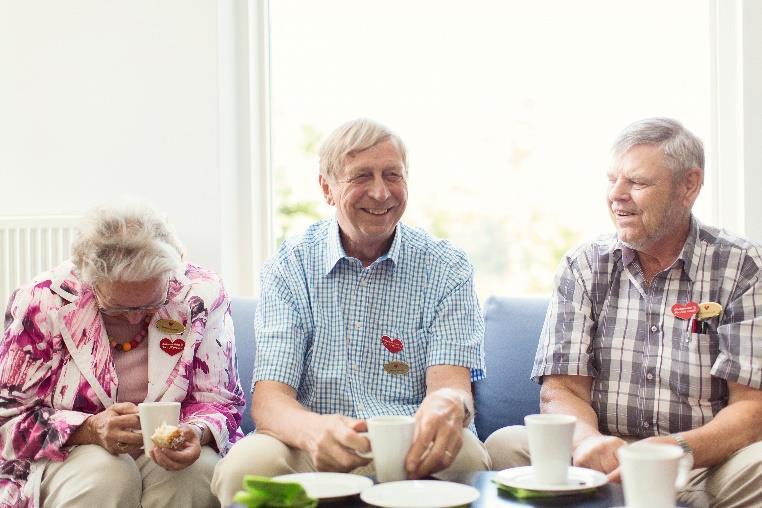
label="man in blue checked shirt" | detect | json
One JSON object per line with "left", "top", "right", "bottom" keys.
{"left": 486, "top": 118, "right": 762, "bottom": 507}
{"left": 212, "top": 119, "right": 489, "bottom": 504}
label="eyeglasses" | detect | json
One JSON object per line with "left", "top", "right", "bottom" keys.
{"left": 94, "top": 279, "right": 171, "bottom": 317}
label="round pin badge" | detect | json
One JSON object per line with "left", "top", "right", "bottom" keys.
{"left": 156, "top": 319, "right": 185, "bottom": 335}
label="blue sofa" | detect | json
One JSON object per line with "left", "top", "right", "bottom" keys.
{"left": 230, "top": 296, "right": 548, "bottom": 442}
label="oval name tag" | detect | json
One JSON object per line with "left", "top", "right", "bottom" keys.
{"left": 383, "top": 361, "right": 410, "bottom": 375}
{"left": 697, "top": 301, "right": 722, "bottom": 320}
{"left": 156, "top": 319, "right": 185, "bottom": 335}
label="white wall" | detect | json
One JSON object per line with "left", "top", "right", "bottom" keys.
{"left": 0, "top": 0, "right": 255, "bottom": 294}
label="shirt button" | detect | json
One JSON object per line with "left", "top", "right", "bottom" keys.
{"left": 646, "top": 372, "right": 654, "bottom": 380}
{"left": 643, "top": 422, "right": 650, "bottom": 428}
{"left": 352, "top": 364, "right": 358, "bottom": 371}
{"left": 360, "top": 279, "right": 367, "bottom": 286}
{"left": 650, "top": 325, "right": 658, "bottom": 332}
{"left": 354, "top": 321, "right": 361, "bottom": 329}
{"left": 356, "top": 403, "right": 365, "bottom": 411}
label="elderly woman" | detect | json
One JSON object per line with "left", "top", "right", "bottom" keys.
{"left": 0, "top": 204, "right": 245, "bottom": 508}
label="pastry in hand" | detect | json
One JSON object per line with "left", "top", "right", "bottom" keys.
{"left": 151, "top": 422, "right": 185, "bottom": 449}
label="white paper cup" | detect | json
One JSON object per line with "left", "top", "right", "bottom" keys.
{"left": 357, "top": 415, "right": 415, "bottom": 482}
{"left": 618, "top": 442, "right": 691, "bottom": 508}
{"left": 524, "top": 414, "right": 576, "bottom": 485}
{"left": 138, "top": 401, "right": 181, "bottom": 457}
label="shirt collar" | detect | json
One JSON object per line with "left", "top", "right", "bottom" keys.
{"left": 324, "top": 219, "right": 402, "bottom": 275}
{"left": 611, "top": 215, "right": 701, "bottom": 281}
{"left": 678, "top": 215, "right": 702, "bottom": 283}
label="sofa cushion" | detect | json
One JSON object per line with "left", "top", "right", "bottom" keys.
{"left": 474, "top": 296, "right": 547, "bottom": 442}
{"left": 230, "top": 297, "right": 257, "bottom": 434}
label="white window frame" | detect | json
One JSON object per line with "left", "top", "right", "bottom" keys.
{"left": 711, "top": 0, "right": 762, "bottom": 241}
{"left": 239, "top": 0, "right": 762, "bottom": 295}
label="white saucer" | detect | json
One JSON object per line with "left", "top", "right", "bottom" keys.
{"left": 495, "top": 466, "right": 608, "bottom": 493}
{"left": 273, "top": 472, "right": 373, "bottom": 500}
{"left": 360, "top": 480, "right": 480, "bottom": 507}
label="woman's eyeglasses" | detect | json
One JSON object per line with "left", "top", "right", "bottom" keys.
{"left": 94, "top": 280, "right": 171, "bottom": 316}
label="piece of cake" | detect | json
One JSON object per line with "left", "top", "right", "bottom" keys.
{"left": 150, "top": 422, "right": 185, "bottom": 449}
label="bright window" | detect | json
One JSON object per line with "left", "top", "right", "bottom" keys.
{"left": 269, "top": 0, "right": 712, "bottom": 299}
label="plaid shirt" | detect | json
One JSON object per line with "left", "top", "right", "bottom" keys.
{"left": 254, "top": 219, "right": 484, "bottom": 423}
{"left": 532, "top": 217, "right": 762, "bottom": 438}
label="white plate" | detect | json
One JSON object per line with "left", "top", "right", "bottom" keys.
{"left": 495, "top": 466, "right": 608, "bottom": 493}
{"left": 273, "top": 472, "right": 373, "bottom": 500}
{"left": 360, "top": 480, "right": 479, "bottom": 507}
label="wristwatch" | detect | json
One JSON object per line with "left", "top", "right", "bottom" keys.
{"left": 187, "top": 421, "right": 207, "bottom": 444}
{"left": 459, "top": 393, "right": 474, "bottom": 427}
{"left": 670, "top": 433, "right": 694, "bottom": 468}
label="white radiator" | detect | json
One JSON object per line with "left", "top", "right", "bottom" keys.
{"left": 0, "top": 216, "right": 80, "bottom": 309}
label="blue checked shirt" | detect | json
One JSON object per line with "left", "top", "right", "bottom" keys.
{"left": 532, "top": 217, "right": 762, "bottom": 437}
{"left": 254, "top": 219, "right": 484, "bottom": 425}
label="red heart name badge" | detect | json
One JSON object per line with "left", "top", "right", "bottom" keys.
{"left": 160, "top": 337, "right": 185, "bottom": 356}
{"left": 381, "top": 335, "right": 404, "bottom": 354}
{"left": 671, "top": 301, "right": 699, "bottom": 320}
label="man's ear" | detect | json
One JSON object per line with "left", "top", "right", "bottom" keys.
{"left": 681, "top": 167, "right": 703, "bottom": 208}
{"left": 319, "top": 174, "right": 335, "bottom": 206}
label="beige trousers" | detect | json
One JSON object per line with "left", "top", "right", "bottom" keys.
{"left": 485, "top": 425, "right": 762, "bottom": 508}
{"left": 40, "top": 444, "right": 221, "bottom": 508}
{"left": 211, "top": 430, "right": 491, "bottom": 506}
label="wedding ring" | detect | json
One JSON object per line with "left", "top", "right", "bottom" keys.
{"left": 117, "top": 441, "right": 127, "bottom": 451}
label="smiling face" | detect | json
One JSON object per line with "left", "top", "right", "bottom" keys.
{"left": 607, "top": 144, "right": 695, "bottom": 254}
{"left": 320, "top": 138, "right": 408, "bottom": 262}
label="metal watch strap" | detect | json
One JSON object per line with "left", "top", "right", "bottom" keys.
{"left": 671, "top": 433, "right": 693, "bottom": 455}
{"left": 460, "top": 393, "right": 474, "bottom": 427}
{"left": 188, "top": 421, "right": 206, "bottom": 443}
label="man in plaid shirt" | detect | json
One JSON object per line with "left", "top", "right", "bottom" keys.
{"left": 487, "top": 118, "right": 762, "bottom": 507}
{"left": 212, "top": 119, "right": 489, "bottom": 505}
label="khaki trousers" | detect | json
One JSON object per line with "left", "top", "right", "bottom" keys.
{"left": 211, "top": 430, "right": 491, "bottom": 506}
{"left": 40, "top": 444, "right": 221, "bottom": 508}
{"left": 484, "top": 425, "right": 762, "bottom": 508}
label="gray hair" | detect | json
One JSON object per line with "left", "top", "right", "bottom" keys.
{"left": 611, "top": 117, "right": 704, "bottom": 175}
{"left": 319, "top": 118, "right": 407, "bottom": 179}
{"left": 71, "top": 202, "right": 185, "bottom": 285}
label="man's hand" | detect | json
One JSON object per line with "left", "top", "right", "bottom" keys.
{"left": 305, "top": 415, "right": 372, "bottom": 472}
{"left": 68, "top": 402, "right": 143, "bottom": 455}
{"left": 573, "top": 434, "right": 627, "bottom": 482}
{"left": 406, "top": 388, "right": 466, "bottom": 479}
{"left": 151, "top": 425, "right": 202, "bottom": 471}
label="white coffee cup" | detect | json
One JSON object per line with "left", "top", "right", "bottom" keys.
{"left": 524, "top": 414, "right": 576, "bottom": 485}
{"left": 356, "top": 415, "right": 415, "bottom": 482}
{"left": 138, "top": 401, "right": 181, "bottom": 457}
{"left": 618, "top": 442, "right": 691, "bottom": 508}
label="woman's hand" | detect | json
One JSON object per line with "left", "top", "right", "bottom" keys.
{"left": 68, "top": 402, "right": 143, "bottom": 455}
{"left": 150, "top": 425, "right": 202, "bottom": 470}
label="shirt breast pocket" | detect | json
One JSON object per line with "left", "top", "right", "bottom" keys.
{"left": 374, "top": 328, "right": 427, "bottom": 404}
{"left": 670, "top": 327, "right": 720, "bottom": 402}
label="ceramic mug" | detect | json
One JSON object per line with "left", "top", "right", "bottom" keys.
{"left": 357, "top": 415, "right": 415, "bottom": 482}
{"left": 138, "top": 401, "right": 181, "bottom": 457}
{"left": 617, "top": 442, "right": 692, "bottom": 508}
{"left": 524, "top": 414, "right": 576, "bottom": 485}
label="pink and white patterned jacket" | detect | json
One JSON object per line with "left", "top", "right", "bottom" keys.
{"left": 0, "top": 261, "right": 245, "bottom": 507}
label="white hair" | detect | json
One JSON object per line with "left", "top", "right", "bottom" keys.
{"left": 71, "top": 202, "right": 185, "bottom": 285}
{"left": 611, "top": 117, "right": 704, "bottom": 177}
{"left": 319, "top": 118, "right": 407, "bottom": 179}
